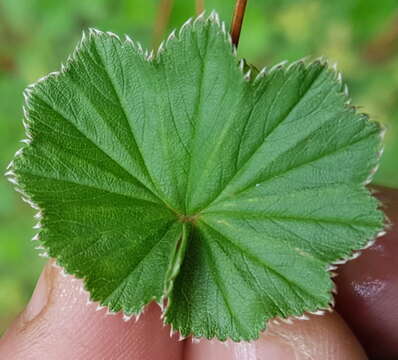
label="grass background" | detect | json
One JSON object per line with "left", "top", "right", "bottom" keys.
{"left": 1, "top": 0, "right": 397, "bottom": 332}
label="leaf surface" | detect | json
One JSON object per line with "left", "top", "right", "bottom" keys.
{"left": 10, "top": 13, "right": 384, "bottom": 340}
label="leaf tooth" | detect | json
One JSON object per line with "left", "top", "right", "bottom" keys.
{"left": 80, "top": 30, "right": 87, "bottom": 44}
{"left": 86, "top": 298, "right": 94, "bottom": 306}
{"left": 32, "top": 234, "right": 40, "bottom": 242}
{"left": 157, "top": 297, "right": 166, "bottom": 312}
{"left": 179, "top": 17, "right": 193, "bottom": 37}
{"left": 169, "top": 325, "right": 178, "bottom": 338}
{"left": 25, "top": 83, "right": 35, "bottom": 93}
{"left": 57, "top": 62, "right": 65, "bottom": 73}
{"left": 328, "top": 299, "right": 335, "bottom": 309}
{"left": 333, "top": 250, "right": 361, "bottom": 265}
{"left": 35, "top": 71, "right": 60, "bottom": 86}
{"left": 232, "top": 45, "right": 237, "bottom": 57}
{"left": 88, "top": 28, "right": 103, "bottom": 37}
{"left": 191, "top": 337, "right": 201, "bottom": 344}
{"left": 105, "top": 308, "right": 117, "bottom": 316}
{"left": 221, "top": 21, "right": 227, "bottom": 36}
{"left": 95, "top": 304, "right": 106, "bottom": 312}
{"left": 293, "top": 56, "right": 311, "bottom": 68}
{"left": 21, "top": 195, "right": 37, "bottom": 208}
{"left": 23, "top": 88, "right": 34, "bottom": 105}
{"left": 166, "top": 29, "right": 177, "bottom": 45}
{"left": 124, "top": 34, "right": 134, "bottom": 46}
{"left": 34, "top": 245, "right": 45, "bottom": 251}
{"left": 379, "top": 125, "right": 387, "bottom": 143}
{"left": 159, "top": 310, "right": 165, "bottom": 320}
{"left": 14, "top": 186, "right": 25, "bottom": 196}
{"left": 106, "top": 31, "right": 121, "bottom": 41}
{"left": 255, "top": 67, "right": 268, "bottom": 81}
{"left": 239, "top": 59, "right": 245, "bottom": 73}
{"left": 193, "top": 11, "right": 206, "bottom": 27}
{"left": 313, "top": 55, "right": 328, "bottom": 66}
{"left": 33, "top": 222, "right": 41, "bottom": 229}
{"left": 377, "top": 229, "right": 387, "bottom": 238}
{"left": 23, "top": 102, "right": 34, "bottom": 119}
{"left": 7, "top": 177, "right": 18, "bottom": 185}
{"left": 28, "top": 198, "right": 40, "bottom": 210}
{"left": 286, "top": 58, "right": 305, "bottom": 71}
{"left": 4, "top": 169, "right": 15, "bottom": 178}
{"left": 209, "top": 10, "right": 221, "bottom": 26}
{"left": 157, "top": 41, "right": 165, "bottom": 56}
{"left": 34, "top": 211, "right": 42, "bottom": 220}
{"left": 38, "top": 251, "right": 49, "bottom": 258}
{"left": 74, "top": 31, "right": 87, "bottom": 55}
{"left": 20, "top": 138, "right": 31, "bottom": 145}
{"left": 331, "top": 282, "right": 338, "bottom": 294}
{"left": 136, "top": 41, "right": 144, "bottom": 54}
{"left": 244, "top": 69, "right": 252, "bottom": 81}
{"left": 78, "top": 284, "right": 87, "bottom": 295}
{"left": 362, "top": 238, "right": 376, "bottom": 250}
{"left": 364, "top": 161, "right": 381, "bottom": 185}
{"left": 309, "top": 309, "right": 326, "bottom": 316}
{"left": 178, "top": 334, "right": 186, "bottom": 342}
{"left": 327, "top": 265, "right": 338, "bottom": 272}
{"left": 269, "top": 60, "right": 288, "bottom": 74}
{"left": 134, "top": 312, "right": 142, "bottom": 322}
{"left": 147, "top": 49, "right": 155, "bottom": 61}
{"left": 22, "top": 105, "right": 32, "bottom": 122}
{"left": 280, "top": 317, "right": 293, "bottom": 324}
{"left": 332, "top": 258, "right": 346, "bottom": 265}
{"left": 59, "top": 267, "right": 69, "bottom": 278}
{"left": 343, "top": 83, "right": 350, "bottom": 98}
{"left": 22, "top": 118, "right": 32, "bottom": 137}
{"left": 294, "top": 314, "right": 310, "bottom": 321}
{"left": 6, "top": 160, "right": 14, "bottom": 170}
{"left": 336, "top": 71, "right": 343, "bottom": 84}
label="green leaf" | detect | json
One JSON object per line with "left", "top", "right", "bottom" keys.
{"left": 8, "top": 13, "right": 384, "bottom": 341}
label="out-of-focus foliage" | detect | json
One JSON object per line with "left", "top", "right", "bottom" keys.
{"left": 0, "top": 0, "right": 397, "bottom": 333}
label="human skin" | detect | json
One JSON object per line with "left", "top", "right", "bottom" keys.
{"left": 335, "top": 186, "right": 398, "bottom": 359}
{"left": 0, "top": 187, "right": 396, "bottom": 360}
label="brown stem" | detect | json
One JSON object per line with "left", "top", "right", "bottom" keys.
{"left": 363, "top": 13, "right": 398, "bottom": 65}
{"left": 230, "top": 0, "right": 248, "bottom": 48}
{"left": 153, "top": 0, "right": 175, "bottom": 48}
{"left": 196, "top": 0, "right": 205, "bottom": 15}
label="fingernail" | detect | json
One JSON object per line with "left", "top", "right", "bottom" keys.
{"left": 24, "top": 262, "right": 54, "bottom": 323}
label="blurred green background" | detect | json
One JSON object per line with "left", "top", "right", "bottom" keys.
{"left": 0, "top": 0, "right": 397, "bottom": 333}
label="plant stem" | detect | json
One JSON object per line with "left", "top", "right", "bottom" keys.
{"left": 153, "top": 0, "right": 175, "bottom": 48}
{"left": 230, "top": 0, "right": 248, "bottom": 48}
{"left": 196, "top": 0, "right": 205, "bottom": 14}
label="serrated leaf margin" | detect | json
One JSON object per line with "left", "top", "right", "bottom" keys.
{"left": 5, "top": 10, "right": 387, "bottom": 340}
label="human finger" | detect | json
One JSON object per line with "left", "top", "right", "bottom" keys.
{"left": 0, "top": 261, "right": 183, "bottom": 360}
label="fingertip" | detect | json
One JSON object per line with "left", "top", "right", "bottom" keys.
{"left": 184, "top": 312, "right": 367, "bottom": 360}
{"left": 0, "top": 261, "right": 183, "bottom": 360}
